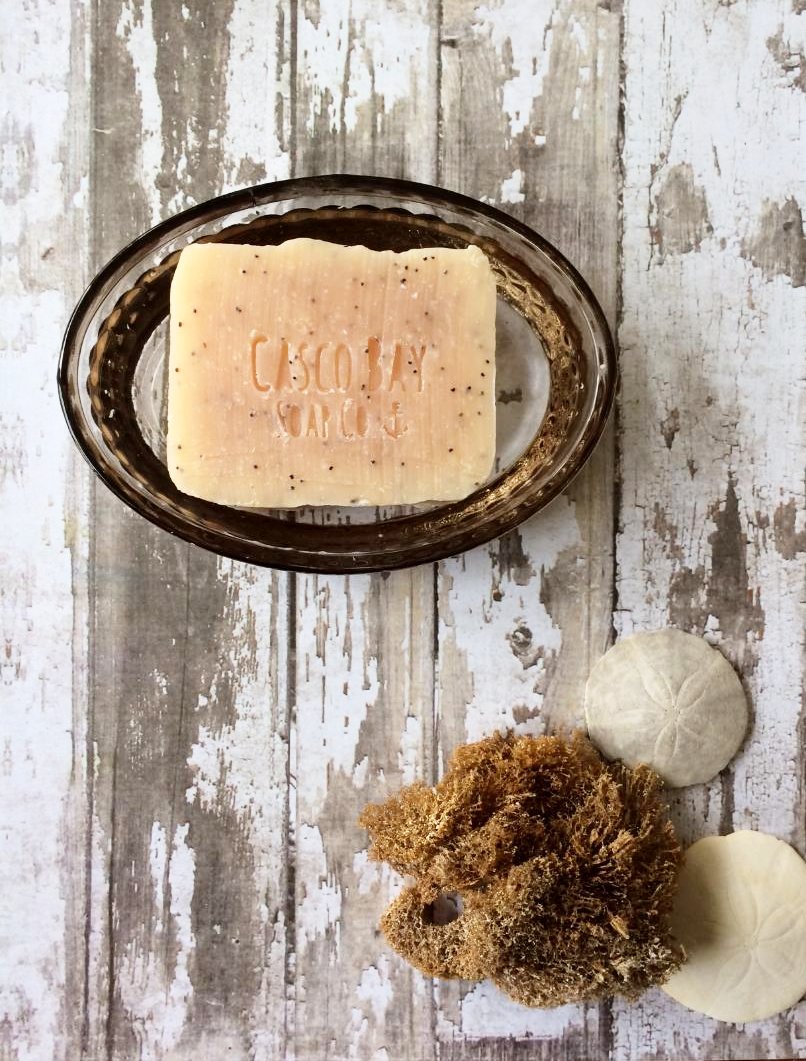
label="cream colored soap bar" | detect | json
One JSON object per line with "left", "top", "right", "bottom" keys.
{"left": 167, "top": 239, "right": 496, "bottom": 507}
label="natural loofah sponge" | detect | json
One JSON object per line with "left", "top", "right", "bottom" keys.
{"left": 359, "top": 731, "right": 683, "bottom": 1007}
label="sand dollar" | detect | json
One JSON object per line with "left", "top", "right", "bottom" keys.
{"left": 662, "top": 831, "right": 806, "bottom": 1023}
{"left": 584, "top": 629, "right": 748, "bottom": 787}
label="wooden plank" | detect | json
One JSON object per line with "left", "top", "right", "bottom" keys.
{"left": 290, "top": 571, "right": 439, "bottom": 1060}
{"left": 614, "top": 1, "right": 806, "bottom": 1058}
{"left": 0, "top": 2, "right": 91, "bottom": 1059}
{"left": 434, "top": 1, "right": 620, "bottom": 1056}
{"left": 290, "top": 4, "right": 440, "bottom": 1058}
{"left": 81, "top": 3, "right": 294, "bottom": 1058}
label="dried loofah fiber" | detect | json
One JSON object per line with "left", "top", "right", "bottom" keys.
{"left": 359, "top": 731, "right": 683, "bottom": 1007}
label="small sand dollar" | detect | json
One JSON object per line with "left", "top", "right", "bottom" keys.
{"left": 584, "top": 629, "right": 748, "bottom": 787}
{"left": 662, "top": 831, "right": 806, "bottom": 1023}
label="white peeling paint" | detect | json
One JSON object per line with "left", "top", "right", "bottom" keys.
{"left": 149, "top": 822, "right": 168, "bottom": 934}
{"left": 296, "top": 575, "right": 380, "bottom": 816}
{"left": 298, "top": 0, "right": 430, "bottom": 135}
{"left": 185, "top": 560, "right": 288, "bottom": 851}
{"left": 186, "top": 557, "right": 291, "bottom": 1058}
{"left": 500, "top": 167, "right": 525, "bottom": 204}
{"left": 71, "top": 173, "right": 89, "bottom": 209}
{"left": 0, "top": 0, "right": 86, "bottom": 1056}
{"left": 186, "top": 717, "right": 288, "bottom": 837}
{"left": 116, "top": 0, "right": 162, "bottom": 223}
{"left": 351, "top": 850, "right": 404, "bottom": 899}
{"left": 439, "top": 494, "right": 583, "bottom": 745}
{"left": 344, "top": 14, "right": 429, "bottom": 132}
{"left": 222, "top": 0, "right": 291, "bottom": 188}
{"left": 352, "top": 755, "right": 370, "bottom": 788}
{"left": 296, "top": 823, "right": 343, "bottom": 952}
{"left": 347, "top": 959, "right": 396, "bottom": 1059}
{"left": 455, "top": 981, "right": 583, "bottom": 1039}
{"left": 473, "top": 0, "right": 556, "bottom": 138}
{"left": 397, "top": 715, "right": 421, "bottom": 786}
{"left": 85, "top": 800, "right": 109, "bottom": 1049}
{"left": 118, "top": 823, "right": 196, "bottom": 1061}
{"left": 614, "top": 0, "right": 806, "bottom": 1055}
{"left": 474, "top": 1, "right": 597, "bottom": 138}
{"left": 150, "top": 668, "right": 169, "bottom": 696}
{"left": 292, "top": 560, "right": 437, "bottom": 1053}
{"left": 167, "top": 824, "right": 196, "bottom": 1033}
{"left": 355, "top": 958, "right": 394, "bottom": 1023}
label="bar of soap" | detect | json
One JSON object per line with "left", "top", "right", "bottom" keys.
{"left": 167, "top": 239, "right": 497, "bottom": 507}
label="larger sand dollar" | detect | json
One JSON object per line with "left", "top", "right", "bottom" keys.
{"left": 584, "top": 629, "right": 748, "bottom": 787}
{"left": 662, "top": 831, "right": 806, "bottom": 1023}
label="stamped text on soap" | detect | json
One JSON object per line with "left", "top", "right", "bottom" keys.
{"left": 249, "top": 333, "right": 429, "bottom": 439}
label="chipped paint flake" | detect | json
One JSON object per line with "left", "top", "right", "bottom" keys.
{"left": 473, "top": 1, "right": 595, "bottom": 138}
{"left": 454, "top": 981, "right": 583, "bottom": 1039}
{"left": 397, "top": 715, "right": 421, "bottom": 785}
{"left": 438, "top": 496, "right": 583, "bottom": 746}
{"left": 351, "top": 849, "right": 405, "bottom": 901}
{"left": 355, "top": 958, "right": 394, "bottom": 1023}
{"left": 500, "top": 167, "right": 525, "bottom": 203}
{"left": 296, "top": 575, "right": 380, "bottom": 815}
{"left": 148, "top": 822, "right": 168, "bottom": 934}
{"left": 167, "top": 825, "right": 196, "bottom": 1022}
{"left": 297, "top": 823, "right": 343, "bottom": 951}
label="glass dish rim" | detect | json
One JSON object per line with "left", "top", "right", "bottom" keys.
{"left": 58, "top": 173, "right": 618, "bottom": 573}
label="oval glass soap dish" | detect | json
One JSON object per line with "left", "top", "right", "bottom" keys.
{"left": 59, "top": 175, "right": 616, "bottom": 573}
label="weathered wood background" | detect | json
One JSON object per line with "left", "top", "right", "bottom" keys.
{"left": 2, "top": 0, "right": 805, "bottom": 1058}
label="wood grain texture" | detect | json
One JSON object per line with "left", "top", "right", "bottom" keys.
{"left": 435, "top": 1, "right": 619, "bottom": 1054}
{"left": 0, "top": 2, "right": 91, "bottom": 1059}
{"left": 613, "top": 1, "right": 806, "bottom": 1058}
{"left": 81, "top": 3, "right": 294, "bottom": 1059}
{"left": 290, "top": 6, "right": 439, "bottom": 1058}
{"left": 3, "top": 0, "right": 806, "bottom": 1058}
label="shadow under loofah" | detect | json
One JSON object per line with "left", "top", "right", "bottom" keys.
{"left": 358, "top": 731, "right": 683, "bottom": 1008}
